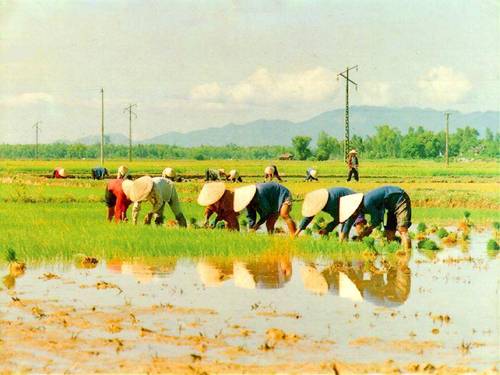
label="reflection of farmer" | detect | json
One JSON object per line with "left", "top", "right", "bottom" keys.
{"left": 125, "top": 176, "right": 187, "bottom": 227}
{"left": 91, "top": 166, "right": 109, "bottom": 180}
{"left": 233, "top": 257, "right": 292, "bottom": 289}
{"left": 52, "top": 167, "right": 68, "bottom": 179}
{"left": 305, "top": 168, "right": 318, "bottom": 181}
{"left": 105, "top": 166, "right": 131, "bottom": 222}
{"left": 339, "top": 186, "right": 412, "bottom": 250}
{"left": 264, "top": 165, "right": 282, "bottom": 181}
{"left": 196, "top": 259, "right": 234, "bottom": 287}
{"left": 346, "top": 149, "right": 359, "bottom": 182}
{"left": 197, "top": 182, "right": 239, "bottom": 230}
{"left": 295, "top": 187, "right": 356, "bottom": 240}
{"left": 234, "top": 182, "right": 296, "bottom": 236}
{"left": 205, "top": 168, "right": 227, "bottom": 181}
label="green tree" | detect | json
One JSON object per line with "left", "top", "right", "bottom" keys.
{"left": 292, "top": 136, "right": 312, "bottom": 160}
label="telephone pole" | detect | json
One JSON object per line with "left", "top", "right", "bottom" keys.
{"left": 100, "top": 88, "right": 104, "bottom": 166}
{"left": 444, "top": 112, "right": 451, "bottom": 166}
{"left": 123, "top": 104, "right": 137, "bottom": 162}
{"left": 33, "top": 121, "right": 42, "bottom": 159}
{"left": 337, "top": 65, "right": 358, "bottom": 162}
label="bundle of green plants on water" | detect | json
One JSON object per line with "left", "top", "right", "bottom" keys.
{"left": 417, "top": 239, "right": 440, "bottom": 251}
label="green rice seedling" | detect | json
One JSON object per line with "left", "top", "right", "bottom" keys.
{"left": 417, "top": 239, "right": 440, "bottom": 251}
{"left": 437, "top": 227, "right": 449, "bottom": 239}
{"left": 363, "top": 237, "right": 376, "bottom": 251}
{"left": 304, "top": 228, "right": 312, "bottom": 236}
{"left": 416, "top": 222, "right": 427, "bottom": 233}
{"left": 6, "top": 247, "right": 17, "bottom": 263}
{"left": 486, "top": 239, "right": 499, "bottom": 251}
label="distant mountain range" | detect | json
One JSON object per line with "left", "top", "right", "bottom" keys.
{"left": 73, "top": 106, "right": 499, "bottom": 147}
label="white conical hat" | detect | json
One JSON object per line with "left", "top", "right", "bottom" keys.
{"left": 301, "top": 188, "right": 329, "bottom": 217}
{"left": 264, "top": 166, "right": 275, "bottom": 175}
{"left": 121, "top": 179, "right": 133, "bottom": 198}
{"left": 339, "top": 271, "right": 363, "bottom": 302}
{"left": 300, "top": 265, "right": 328, "bottom": 295}
{"left": 117, "top": 165, "right": 129, "bottom": 178}
{"left": 229, "top": 169, "right": 239, "bottom": 179}
{"left": 349, "top": 149, "right": 357, "bottom": 154}
{"left": 162, "top": 167, "right": 176, "bottom": 178}
{"left": 309, "top": 169, "right": 318, "bottom": 178}
{"left": 339, "top": 193, "right": 364, "bottom": 223}
{"left": 197, "top": 182, "right": 226, "bottom": 206}
{"left": 128, "top": 176, "right": 154, "bottom": 202}
{"left": 233, "top": 262, "right": 256, "bottom": 289}
{"left": 58, "top": 168, "right": 67, "bottom": 177}
{"left": 233, "top": 184, "right": 257, "bottom": 212}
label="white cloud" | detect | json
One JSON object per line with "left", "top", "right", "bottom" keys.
{"left": 359, "top": 82, "right": 392, "bottom": 106}
{"left": 0, "top": 92, "right": 55, "bottom": 107}
{"left": 417, "top": 66, "right": 472, "bottom": 104}
{"left": 190, "top": 67, "right": 339, "bottom": 107}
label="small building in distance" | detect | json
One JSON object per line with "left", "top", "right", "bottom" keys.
{"left": 279, "top": 152, "right": 294, "bottom": 160}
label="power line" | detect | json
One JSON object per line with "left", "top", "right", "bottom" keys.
{"left": 123, "top": 104, "right": 138, "bottom": 162}
{"left": 337, "top": 65, "right": 358, "bottom": 162}
{"left": 33, "top": 121, "right": 42, "bottom": 159}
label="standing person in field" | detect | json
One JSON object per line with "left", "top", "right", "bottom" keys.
{"left": 52, "top": 167, "right": 68, "bottom": 179}
{"left": 205, "top": 168, "right": 227, "bottom": 181}
{"left": 294, "top": 187, "right": 357, "bottom": 241}
{"left": 233, "top": 182, "right": 296, "bottom": 236}
{"left": 104, "top": 165, "right": 132, "bottom": 222}
{"left": 92, "top": 166, "right": 109, "bottom": 180}
{"left": 346, "top": 149, "right": 359, "bottom": 181}
{"left": 125, "top": 175, "right": 187, "bottom": 227}
{"left": 305, "top": 168, "right": 319, "bottom": 181}
{"left": 197, "top": 182, "right": 239, "bottom": 231}
{"left": 264, "top": 165, "right": 283, "bottom": 181}
{"left": 339, "top": 185, "right": 412, "bottom": 250}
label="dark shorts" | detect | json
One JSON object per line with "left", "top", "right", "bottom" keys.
{"left": 105, "top": 188, "right": 116, "bottom": 208}
{"left": 385, "top": 192, "right": 411, "bottom": 231}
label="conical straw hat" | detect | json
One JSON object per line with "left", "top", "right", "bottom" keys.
{"left": 339, "top": 193, "right": 364, "bottom": 223}
{"left": 58, "top": 168, "right": 67, "bottom": 177}
{"left": 301, "top": 188, "right": 329, "bottom": 217}
{"left": 339, "top": 271, "right": 363, "bottom": 302}
{"left": 300, "top": 265, "right": 328, "bottom": 295}
{"left": 197, "top": 261, "right": 231, "bottom": 287}
{"left": 162, "top": 167, "right": 176, "bottom": 178}
{"left": 233, "top": 184, "right": 257, "bottom": 212}
{"left": 309, "top": 169, "right": 318, "bottom": 178}
{"left": 233, "top": 262, "right": 256, "bottom": 289}
{"left": 229, "top": 169, "right": 239, "bottom": 179}
{"left": 349, "top": 149, "right": 357, "bottom": 154}
{"left": 197, "top": 182, "right": 226, "bottom": 206}
{"left": 121, "top": 179, "right": 133, "bottom": 198}
{"left": 117, "top": 165, "right": 129, "bottom": 178}
{"left": 128, "top": 176, "right": 154, "bottom": 202}
{"left": 264, "top": 166, "right": 275, "bottom": 175}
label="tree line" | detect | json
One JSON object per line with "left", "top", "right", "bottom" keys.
{"left": 0, "top": 125, "right": 498, "bottom": 160}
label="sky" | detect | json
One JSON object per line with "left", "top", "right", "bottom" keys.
{"left": 0, "top": 0, "right": 498, "bottom": 143}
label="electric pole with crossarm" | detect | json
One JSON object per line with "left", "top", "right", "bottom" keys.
{"left": 123, "top": 104, "right": 137, "bottom": 162}
{"left": 337, "top": 65, "right": 358, "bottom": 162}
{"left": 33, "top": 121, "right": 42, "bottom": 159}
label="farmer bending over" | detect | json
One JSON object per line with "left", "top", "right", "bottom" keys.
{"left": 295, "top": 187, "right": 357, "bottom": 241}
{"left": 233, "top": 182, "right": 296, "bottom": 236}
{"left": 339, "top": 185, "right": 412, "bottom": 250}
{"left": 52, "top": 167, "right": 68, "bottom": 179}
{"left": 92, "top": 166, "right": 109, "bottom": 180}
{"left": 305, "top": 168, "right": 319, "bottom": 181}
{"left": 205, "top": 168, "right": 227, "bottom": 181}
{"left": 126, "top": 176, "right": 187, "bottom": 227}
{"left": 105, "top": 166, "right": 131, "bottom": 222}
{"left": 197, "top": 182, "right": 239, "bottom": 231}
{"left": 227, "top": 169, "right": 243, "bottom": 182}
{"left": 162, "top": 167, "right": 176, "bottom": 182}
{"left": 264, "top": 165, "right": 282, "bottom": 181}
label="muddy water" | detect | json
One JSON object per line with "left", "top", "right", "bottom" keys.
{"left": 1, "top": 230, "right": 498, "bottom": 373}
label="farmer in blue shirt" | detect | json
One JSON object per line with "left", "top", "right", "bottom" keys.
{"left": 339, "top": 185, "right": 412, "bottom": 250}
{"left": 92, "top": 166, "right": 109, "bottom": 180}
{"left": 295, "top": 187, "right": 356, "bottom": 241}
{"left": 233, "top": 182, "right": 296, "bottom": 236}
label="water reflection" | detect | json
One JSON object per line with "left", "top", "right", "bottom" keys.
{"left": 106, "top": 258, "right": 177, "bottom": 283}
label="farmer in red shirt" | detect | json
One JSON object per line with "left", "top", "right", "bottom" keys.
{"left": 104, "top": 166, "right": 132, "bottom": 222}
{"left": 197, "top": 182, "right": 240, "bottom": 231}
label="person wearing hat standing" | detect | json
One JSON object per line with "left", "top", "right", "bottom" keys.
{"left": 339, "top": 185, "right": 412, "bottom": 250}
{"left": 264, "top": 165, "right": 283, "bottom": 182}
{"left": 347, "top": 149, "right": 359, "bottom": 181}
{"left": 197, "top": 182, "right": 239, "bottom": 231}
{"left": 91, "top": 166, "right": 109, "bottom": 180}
{"left": 127, "top": 176, "right": 187, "bottom": 227}
{"left": 305, "top": 168, "right": 319, "bottom": 182}
{"left": 104, "top": 166, "right": 132, "bottom": 222}
{"left": 295, "top": 187, "right": 357, "bottom": 241}
{"left": 52, "top": 167, "right": 68, "bottom": 179}
{"left": 233, "top": 182, "right": 296, "bottom": 236}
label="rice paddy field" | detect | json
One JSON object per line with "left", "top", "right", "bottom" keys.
{"left": 1, "top": 159, "right": 499, "bottom": 373}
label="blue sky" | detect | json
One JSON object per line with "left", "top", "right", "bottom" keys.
{"left": 0, "top": 0, "right": 498, "bottom": 143}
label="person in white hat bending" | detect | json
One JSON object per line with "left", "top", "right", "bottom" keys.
{"left": 264, "top": 165, "right": 283, "bottom": 182}
{"left": 233, "top": 182, "right": 296, "bottom": 236}
{"left": 227, "top": 169, "right": 243, "bottom": 183}
{"left": 197, "top": 182, "right": 239, "bottom": 231}
{"left": 105, "top": 166, "right": 131, "bottom": 222}
{"left": 125, "top": 176, "right": 187, "bottom": 227}
{"left": 339, "top": 186, "right": 412, "bottom": 250}
{"left": 347, "top": 149, "right": 359, "bottom": 181}
{"left": 162, "top": 167, "right": 176, "bottom": 182}
{"left": 205, "top": 168, "right": 227, "bottom": 181}
{"left": 295, "top": 187, "right": 357, "bottom": 240}
{"left": 52, "top": 167, "right": 68, "bottom": 179}
{"left": 305, "top": 168, "right": 319, "bottom": 182}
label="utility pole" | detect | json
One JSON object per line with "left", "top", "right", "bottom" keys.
{"left": 337, "top": 65, "right": 358, "bottom": 162}
{"left": 33, "top": 121, "right": 42, "bottom": 159}
{"left": 123, "top": 104, "right": 137, "bottom": 162}
{"left": 100, "top": 88, "right": 104, "bottom": 166}
{"left": 444, "top": 112, "right": 451, "bottom": 166}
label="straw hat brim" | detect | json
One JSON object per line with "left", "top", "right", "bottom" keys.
{"left": 349, "top": 149, "right": 357, "bottom": 154}
{"left": 197, "top": 182, "right": 226, "bottom": 206}
{"left": 339, "top": 271, "right": 363, "bottom": 302}
{"left": 300, "top": 265, "right": 328, "bottom": 295}
{"left": 302, "top": 188, "right": 329, "bottom": 217}
{"left": 309, "top": 169, "right": 318, "bottom": 178}
{"left": 121, "top": 179, "right": 133, "bottom": 198}
{"left": 233, "top": 262, "right": 256, "bottom": 289}
{"left": 339, "top": 193, "right": 364, "bottom": 223}
{"left": 162, "top": 168, "right": 176, "bottom": 178}
{"left": 59, "top": 168, "right": 67, "bottom": 177}
{"left": 264, "top": 166, "right": 275, "bottom": 175}
{"left": 128, "top": 176, "right": 154, "bottom": 202}
{"left": 233, "top": 184, "right": 257, "bottom": 212}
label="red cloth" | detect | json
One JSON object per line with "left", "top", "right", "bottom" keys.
{"left": 53, "top": 169, "right": 66, "bottom": 178}
{"left": 205, "top": 190, "right": 239, "bottom": 230}
{"left": 107, "top": 179, "right": 132, "bottom": 222}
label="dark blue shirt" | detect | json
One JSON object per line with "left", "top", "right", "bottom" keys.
{"left": 92, "top": 167, "right": 108, "bottom": 180}
{"left": 299, "top": 187, "right": 355, "bottom": 234}
{"left": 247, "top": 182, "right": 292, "bottom": 228}
{"left": 363, "top": 185, "right": 407, "bottom": 227}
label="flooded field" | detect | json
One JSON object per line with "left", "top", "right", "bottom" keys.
{"left": 1, "top": 230, "right": 498, "bottom": 373}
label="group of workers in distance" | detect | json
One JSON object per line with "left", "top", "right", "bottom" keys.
{"left": 99, "top": 162, "right": 411, "bottom": 250}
